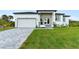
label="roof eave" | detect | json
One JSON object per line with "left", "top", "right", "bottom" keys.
{"left": 64, "top": 15, "right": 70, "bottom": 17}
{"left": 13, "top": 12, "right": 37, "bottom": 14}
{"left": 37, "top": 10, "right": 57, "bottom": 13}
{"left": 55, "top": 13, "right": 64, "bottom": 15}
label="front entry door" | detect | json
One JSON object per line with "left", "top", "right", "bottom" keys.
{"left": 44, "top": 18, "right": 50, "bottom": 25}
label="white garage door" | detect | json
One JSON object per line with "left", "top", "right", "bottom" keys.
{"left": 17, "top": 18, "right": 36, "bottom": 28}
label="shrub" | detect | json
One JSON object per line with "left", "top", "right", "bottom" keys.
{"left": 0, "top": 19, "right": 15, "bottom": 27}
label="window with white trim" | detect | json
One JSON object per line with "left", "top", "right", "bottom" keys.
{"left": 55, "top": 15, "right": 60, "bottom": 21}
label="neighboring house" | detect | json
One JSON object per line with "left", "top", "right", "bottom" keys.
{"left": 14, "top": 10, "right": 70, "bottom": 28}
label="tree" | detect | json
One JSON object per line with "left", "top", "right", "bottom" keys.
{"left": 8, "top": 15, "right": 13, "bottom": 19}
{"left": 2, "top": 15, "right": 9, "bottom": 22}
{"left": 8, "top": 15, "right": 14, "bottom": 22}
{"left": 1, "top": 15, "right": 14, "bottom": 22}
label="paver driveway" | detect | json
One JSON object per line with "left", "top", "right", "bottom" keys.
{"left": 0, "top": 28, "right": 34, "bottom": 49}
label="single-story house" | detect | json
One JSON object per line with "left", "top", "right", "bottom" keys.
{"left": 14, "top": 10, "right": 70, "bottom": 28}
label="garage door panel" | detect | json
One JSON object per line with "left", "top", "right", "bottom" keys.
{"left": 17, "top": 18, "right": 36, "bottom": 28}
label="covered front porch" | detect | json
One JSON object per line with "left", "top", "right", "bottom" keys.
{"left": 38, "top": 13, "right": 55, "bottom": 28}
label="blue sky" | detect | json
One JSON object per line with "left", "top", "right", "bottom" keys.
{"left": 0, "top": 10, "right": 79, "bottom": 21}
{"left": 58, "top": 10, "right": 79, "bottom": 21}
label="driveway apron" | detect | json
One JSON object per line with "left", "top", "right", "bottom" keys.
{"left": 0, "top": 28, "right": 33, "bottom": 49}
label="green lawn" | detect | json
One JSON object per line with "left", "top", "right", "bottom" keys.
{"left": 20, "top": 27, "right": 79, "bottom": 49}
{"left": 0, "top": 27, "right": 14, "bottom": 32}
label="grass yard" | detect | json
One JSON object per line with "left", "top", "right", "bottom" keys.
{"left": 0, "top": 27, "right": 14, "bottom": 32}
{"left": 20, "top": 27, "right": 79, "bottom": 49}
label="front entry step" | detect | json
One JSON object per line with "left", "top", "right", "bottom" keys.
{"left": 45, "top": 25, "right": 51, "bottom": 28}
{"left": 40, "top": 25, "right": 52, "bottom": 28}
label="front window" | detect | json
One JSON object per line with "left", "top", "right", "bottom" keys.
{"left": 40, "top": 18, "right": 43, "bottom": 25}
{"left": 47, "top": 18, "right": 49, "bottom": 24}
{"left": 44, "top": 18, "right": 50, "bottom": 24}
{"left": 63, "top": 17, "right": 65, "bottom": 22}
{"left": 40, "top": 18, "right": 50, "bottom": 25}
{"left": 55, "top": 15, "right": 60, "bottom": 21}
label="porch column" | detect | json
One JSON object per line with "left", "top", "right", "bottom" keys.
{"left": 60, "top": 15, "right": 64, "bottom": 25}
{"left": 14, "top": 15, "right": 16, "bottom": 27}
{"left": 52, "top": 12, "right": 55, "bottom": 27}
{"left": 36, "top": 14, "right": 40, "bottom": 27}
{"left": 15, "top": 19, "right": 17, "bottom": 27}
